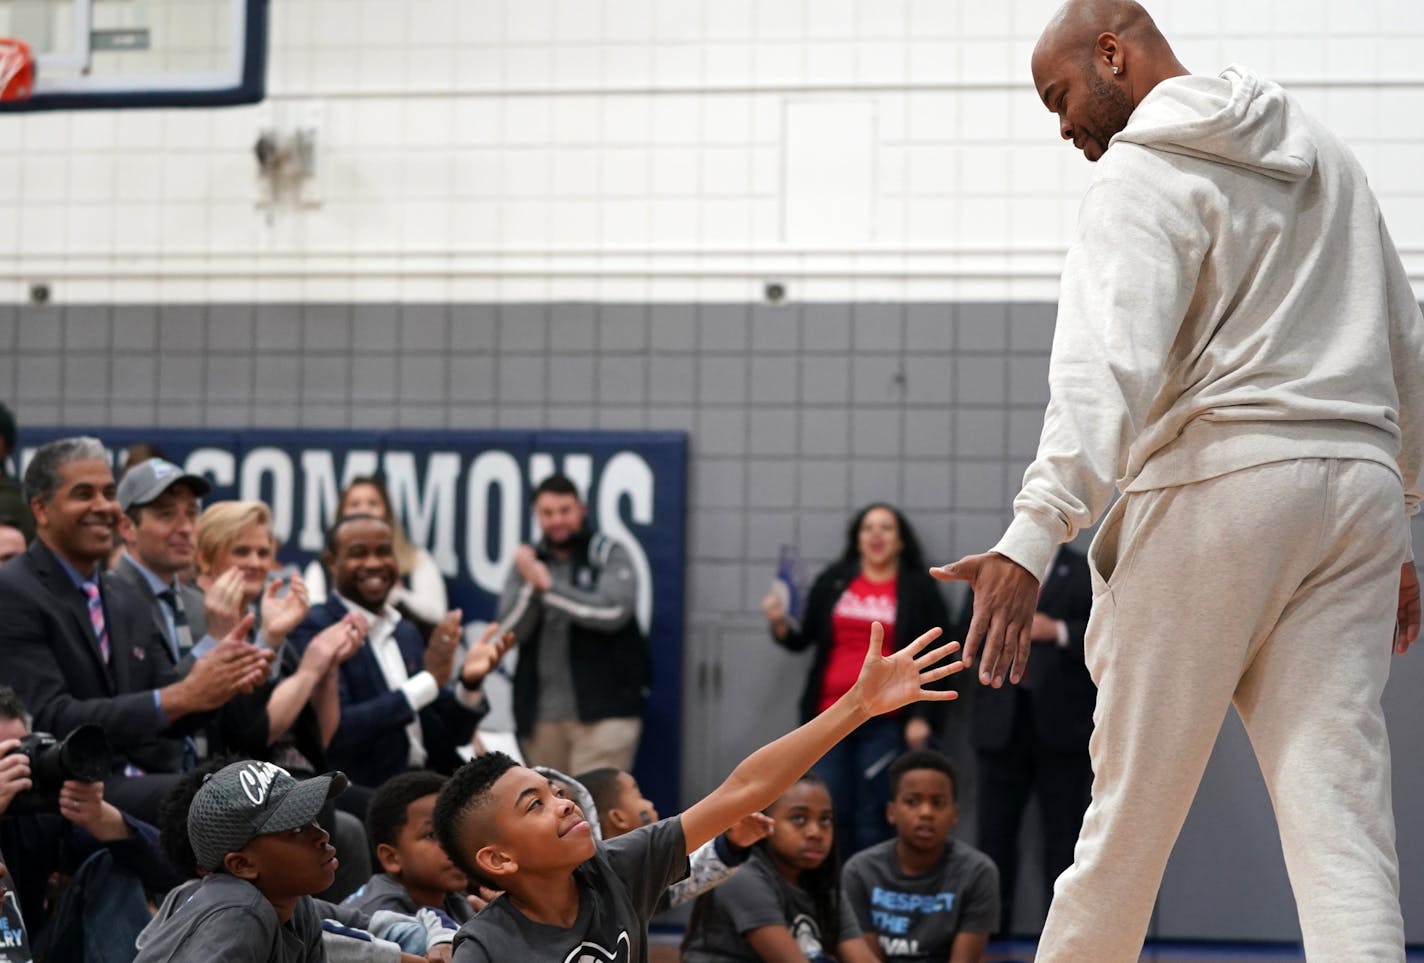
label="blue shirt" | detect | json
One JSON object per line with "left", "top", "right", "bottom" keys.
{"left": 122, "top": 554, "right": 182, "bottom": 660}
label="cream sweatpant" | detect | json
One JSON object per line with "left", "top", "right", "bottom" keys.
{"left": 1036, "top": 458, "right": 1407, "bottom": 962}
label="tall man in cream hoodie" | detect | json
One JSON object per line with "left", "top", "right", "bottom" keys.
{"left": 935, "top": 2, "right": 1424, "bottom": 960}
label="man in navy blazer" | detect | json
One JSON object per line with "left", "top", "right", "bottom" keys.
{"left": 0, "top": 437, "right": 270, "bottom": 821}
{"left": 289, "top": 514, "right": 509, "bottom": 789}
{"left": 966, "top": 543, "right": 1095, "bottom": 936}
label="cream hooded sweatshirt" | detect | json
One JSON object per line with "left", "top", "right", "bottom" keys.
{"left": 994, "top": 65, "right": 1424, "bottom": 583}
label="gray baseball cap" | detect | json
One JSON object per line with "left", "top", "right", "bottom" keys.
{"left": 116, "top": 458, "right": 211, "bottom": 511}
{"left": 188, "top": 760, "right": 349, "bottom": 872}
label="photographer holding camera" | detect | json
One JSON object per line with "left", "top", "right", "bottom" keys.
{"left": 0, "top": 686, "right": 179, "bottom": 963}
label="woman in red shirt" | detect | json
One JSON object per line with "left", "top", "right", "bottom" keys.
{"left": 762, "top": 503, "right": 952, "bottom": 855}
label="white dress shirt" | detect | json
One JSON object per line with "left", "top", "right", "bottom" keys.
{"left": 337, "top": 593, "right": 434, "bottom": 768}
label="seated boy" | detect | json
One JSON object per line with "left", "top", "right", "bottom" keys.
{"left": 146, "top": 759, "right": 450, "bottom": 963}
{"left": 578, "top": 766, "right": 773, "bottom": 909}
{"left": 135, "top": 759, "right": 352, "bottom": 962}
{"left": 435, "top": 622, "right": 961, "bottom": 961}
{"left": 841, "top": 750, "right": 999, "bottom": 962}
{"left": 348, "top": 771, "right": 475, "bottom": 929}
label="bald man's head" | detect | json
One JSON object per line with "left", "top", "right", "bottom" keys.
{"left": 1030, "top": 0, "right": 1186, "bottom": 161}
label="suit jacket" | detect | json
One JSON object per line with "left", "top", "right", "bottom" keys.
{"left": 968, "top": 544, "right": 1097, "bottom": 753}
{"left": 108, "top": 555, "right": 209, "bottom": 669}
{"left": 0, "top": 541, "right": 206, "bottom": 774}
{"left": 289, "top": 595, "right": 483, "bottom": 788}
{"left": 108, "top": 555, "right": 306, "bottom": 765}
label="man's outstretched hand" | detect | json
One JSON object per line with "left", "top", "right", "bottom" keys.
{"left": 932, "top": 552, "right": 1040, "bottom": 688}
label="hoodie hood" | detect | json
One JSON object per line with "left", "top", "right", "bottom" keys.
{"left": 1111, "top": 65, "right": 1316, "bottom": 181}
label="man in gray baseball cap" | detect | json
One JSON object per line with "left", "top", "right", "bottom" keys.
{"left": 135, "top": 760, "right": 349, "bottom": 962}
{"left": 116, "top": 458, "right": 212, "bottom": 516}
{"left": 112, "top": 459, "right": 212, "bottom": 667}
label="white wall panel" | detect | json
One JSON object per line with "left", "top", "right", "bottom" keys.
{"left": 2, "top": 0, "right": 1424, "bottom": 304}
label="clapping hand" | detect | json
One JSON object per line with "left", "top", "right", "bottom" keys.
{"left": 300, "top": 612, "right": 367, "bottom": 677}
{"left": 203, "top": 568, "right": 247, "bottom": 640}
{"left": 423, "top": 610, "right": 464, "bottom": 685}
{"left": 260, "top": 572, "right": 311, "bottom": 644}
{"left": 514, "top": 545, "right": 552, "bottom": 592}
{"left": 184, "top": 613, "right": 274, "bottom": 707}
{"left": 460, "top": 622, "right": 516, "bottom": 688}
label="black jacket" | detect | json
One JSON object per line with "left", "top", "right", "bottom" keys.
{"left": 966, "top": 545, "right": 1096, "bottom": 752}
{"left": 502, "top": 529, "right": 650, "bottom": 736}
{"left": 290, "top": 595, "right": 483, "bottom": 788}
{"left": 772, "top": 558, "right": 953, "bottom": 724}
{"left": 107, "top": 558, "right": 288, "bottom": 766}
{"left": 0, "top": 541, "right": 209, "bottom": 775}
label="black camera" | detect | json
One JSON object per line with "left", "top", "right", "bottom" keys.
{"left": 4, "top": 725, "right": 113, "bottom": 816}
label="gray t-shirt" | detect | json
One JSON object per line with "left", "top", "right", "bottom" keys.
{"left": 133, "top": 873, "right": 326, "bottom": 963}
{"left": 841, "top": 839, "right": 999, "bottom": 961}
{"left": 345, "top": 872, "right": 473, "bottom": 929}
{"left": 681, "top": 850, "right": 861, "bottom": 962}
{"left": 450, "top": 816, "right": 687, "bottom": 963}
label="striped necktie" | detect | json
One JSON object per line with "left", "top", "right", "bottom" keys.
{"left": 156, "top": 587, "right": 201, "bottom": 770}
{"left": 156, "top": 587, "right": 194, "bottom": 658}
{"left": 81, "top": 581, "right": 110, "bottom": 664}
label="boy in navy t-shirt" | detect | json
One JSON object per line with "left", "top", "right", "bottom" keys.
{"left": 842, "top": 750, "right": 998, "bottom": 962}
{"left": 435, "top": 623, "right": 963, "bottom": 962}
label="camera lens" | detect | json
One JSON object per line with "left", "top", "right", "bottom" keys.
{"left": 57, "top": 725, "right": 111, "bottom": 783}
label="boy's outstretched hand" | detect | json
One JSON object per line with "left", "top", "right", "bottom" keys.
{"left": 680, "top": 620, "right": 962, "bottom": 856}
{"left": 848, "top": 622, "right": 963, "bottom": 719}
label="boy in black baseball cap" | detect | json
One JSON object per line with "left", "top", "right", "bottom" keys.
{"left": 135, "top": 760, "right": 348, "bottom": 962}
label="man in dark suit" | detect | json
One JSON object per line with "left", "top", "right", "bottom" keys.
{"left": 0, "top": 437, "right": 271, "bottom": 821}
{"left": 968, "top": 543, "right": 1095, "bottom": 936}
{"left": 109, "top": 458, "right": 212, "bottom": 667}
{"left": 290, "top": 514, "right": 508, "bottom": 789}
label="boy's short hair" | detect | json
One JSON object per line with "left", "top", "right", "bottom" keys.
{"left": 158, "top": 755, "right": 241, "bottom": 877}
{"left": 573, "top": 767, "right": 622, "bottom": 821}
{"left": 888, "top": 749, "right": 958, "bottom": 801}
{"left": 433, "top": 752, "right": 519, "bottom": 880}
{"left": 366, "top": 770, "right": 449, "bottom": 851}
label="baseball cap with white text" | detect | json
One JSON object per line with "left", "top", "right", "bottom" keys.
{"left": 187, "top": 760, "right": 348, "bottom": 872}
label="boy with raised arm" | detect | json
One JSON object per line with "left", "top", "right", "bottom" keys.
{"left": 434, "top": 622, "right": 962, "bottom": 961}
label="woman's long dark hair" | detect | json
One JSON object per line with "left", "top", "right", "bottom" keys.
{"left": 838, "top": 502, "right": 926, "bottom": 572}
{"left": 682, "top": 772, "right": 844, "bottom": 955}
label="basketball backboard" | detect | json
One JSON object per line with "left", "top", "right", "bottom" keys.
{"left": 0, "top": 0, "right": 265, "bottom": 111}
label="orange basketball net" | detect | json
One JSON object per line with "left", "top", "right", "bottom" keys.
{"left": 0, "top": 38, "right": 35, "bottom": 102}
